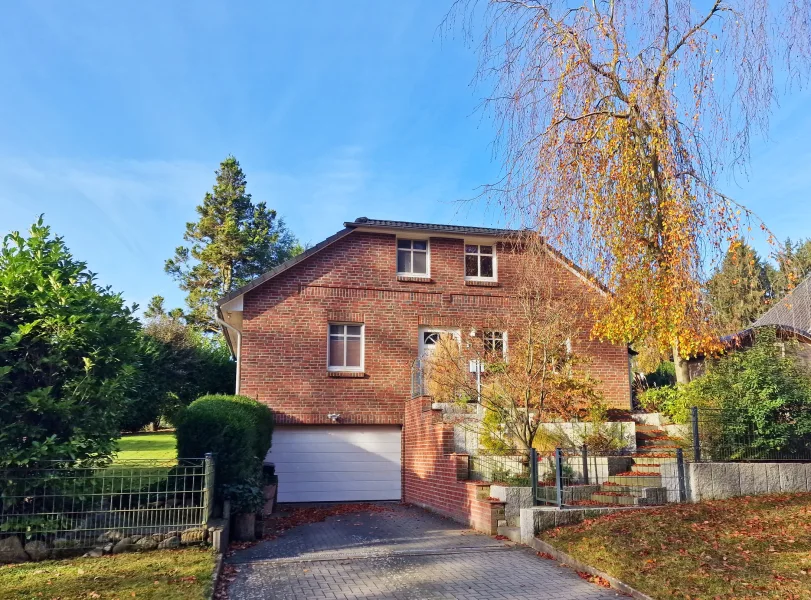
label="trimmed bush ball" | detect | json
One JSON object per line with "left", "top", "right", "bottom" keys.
{"left": 176, "top": 395, "right": 273, "bottom": 502}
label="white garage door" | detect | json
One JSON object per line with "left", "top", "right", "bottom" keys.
{"left": 267, "top": 426, "right": 402, "bottom": 503}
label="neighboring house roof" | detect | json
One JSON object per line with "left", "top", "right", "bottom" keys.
{"left": 752, "top": 273, "right": 811, "bottom": 339}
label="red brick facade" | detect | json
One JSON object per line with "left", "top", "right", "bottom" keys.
{"left": 239, "top": 229, "right": 631, "bottom": 425}
{"left": 403, "top": 397, "right": 505, "bottom": 533}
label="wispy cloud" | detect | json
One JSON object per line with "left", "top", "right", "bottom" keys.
{"left": 0, "top": 148, "right": 489, "bottom": 310}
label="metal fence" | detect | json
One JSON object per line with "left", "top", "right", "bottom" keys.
{"left": 689, "top": 406, "right": 811, "bottom": 462}
{"left": 0, "top": 456, "right": 214, "bottom": 550}
{"left": 411, "top": 357, "right": 426, "bottom": 399}
{"left": 468, "top": 454, "right": 530, "bottom": 485}
{"left": 531, "top": 446, "right": 688, "bottom": 508}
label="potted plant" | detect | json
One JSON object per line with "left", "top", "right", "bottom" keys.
{"left": 261, "top": 463, "right": 278, "bottom": 516}
{"left": 223, "top": 480, "right": 265, "bottom": 542}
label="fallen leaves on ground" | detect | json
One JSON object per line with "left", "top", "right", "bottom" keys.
{"left": 542, "top": 492, "right": 811, "bottom": 600}
{"left": 576, "top": 571, "right": 612, "bottom": 588}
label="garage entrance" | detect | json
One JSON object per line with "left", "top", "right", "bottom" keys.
{"left": 267, "top": 426, "right": 402, "bottom": 503}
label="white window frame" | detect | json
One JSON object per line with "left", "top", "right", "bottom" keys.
{"left": 418, "top": 326, "right": 461, "bottom": 358}
{"left": 396, "top": 238, "right": 431, "bottom": 278}
{"left": 327, "top": 323, "right": 365, "bottom": 372}
{"left": 483, "top": 330, "right": 508, "bottom": 359}
{"left": 464, "top": 242, "right": 497, "bottom": 281}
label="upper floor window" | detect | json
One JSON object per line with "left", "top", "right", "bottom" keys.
{"left": 465, "top": 244, "right": 495, "bottom": 280}
{"left": 483, "top": 331, "right": 507, "bottom": 358}
{"left": 328, "top": 324, "right": 364, "bottom": 372}
{"left": 397, "top": 239, "right": 429, "bottom": 276}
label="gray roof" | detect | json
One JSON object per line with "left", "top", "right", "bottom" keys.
{"left": 753, "top": 274, "right": 811, "bottom": 338}
{"left": 217, "top": 218, "right": 524, "bottom": 306}
{"left": 345, "top": 217, "right": 521, "bottom": 237}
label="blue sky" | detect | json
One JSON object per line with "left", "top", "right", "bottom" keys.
{"left": 1, "top": 1, "right": 809, "bottom": 312}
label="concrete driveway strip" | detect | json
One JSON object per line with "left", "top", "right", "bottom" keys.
{"left": 226, "top": 503, "right": 622, "bottom": 600}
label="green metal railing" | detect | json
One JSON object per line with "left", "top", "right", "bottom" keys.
{"left": 0, "top": 455, "right": 214, "bottom": 549}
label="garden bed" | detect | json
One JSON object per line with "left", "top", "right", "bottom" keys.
{"left": 0, "top": 548, "right": 214, "bottom": 599}
{"left": 540, "top": 492, "right": 811, "bottom": 599}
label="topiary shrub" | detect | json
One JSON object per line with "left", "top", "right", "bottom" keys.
{"left": 225, "top": 394, "right": 275, "bottom": 459}
{"left": 176, "top": 395, "right": 273, "bottom": 504}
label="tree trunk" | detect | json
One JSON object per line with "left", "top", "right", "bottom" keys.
{"left": 672, "top": 341, "right": 691, "bottom": 384}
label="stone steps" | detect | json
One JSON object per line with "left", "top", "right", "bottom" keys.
{"left": 590, "top": 492, "right": 639, "bottom": 505}
{"left": 631, "top": 455, "right": 677, "bottom": 464}
{"left": 630, "top": 463, "right": 662, "bottom": 474}
{"left": 605, "top": 474, "right": 663, "bottom": 487}
{"left": 496, "top": 525, "right": 521, "bottom": 543}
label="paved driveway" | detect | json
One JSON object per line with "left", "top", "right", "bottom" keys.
{"left": 225, "top": 503, "right": 621, "bottom": 600}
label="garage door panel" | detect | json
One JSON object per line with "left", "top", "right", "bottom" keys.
{"left": 272, "top": 432, "right": 400, "bottom": 445}
{"left": 281, "top": 490, "right": 400, "bottom": 503}
{"left": 275, "top": 462, "right": 400, "bottom": 475}
{"left": 272, "top": 442, "right": 402, "bottom": 455}
{"left": 273, "top": 448, "right": 400, "bottom": 465}
{"left": 269, "top": 426, "right": 402, "bottom": 503}
{"left": 279, "top": 470, "right": 401, "bottom": 484}
{"left": 280, "top": 480, "right": 401, "bottom": 493}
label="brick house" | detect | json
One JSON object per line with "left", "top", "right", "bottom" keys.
{"left": 216, "top": 218, "right": 632, "bottom": 508}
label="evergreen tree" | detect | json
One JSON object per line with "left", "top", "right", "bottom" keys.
{"left": 707, "top": 240, "right": 769, "bottom": 333}
{"left": 766, "top": 238, "right": 811, "bottom": 300}
{"left": 166, "top": 156, "right": 300, "bottom": 331}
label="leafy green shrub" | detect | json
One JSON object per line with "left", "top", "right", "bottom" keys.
{"left": 176, "top": 395, "right": 273, "bottom": 508}
{"left": 480, "top": 409, "right": 516, "bottom": 455}
{"left": 225, "top": 394, "right": 274, "bottom": 458}
{"left": 222, "top": 479, "right": 265, "bottom": 514}
{"left": 119, "top": 319, "right": 235, "bottom": 433}
{"left": 644, "top": 329, "right": 811, "bottom": 458}
{"left": 0, "top": 218, "right": 140, "bottom": 467}
{"left": 689, "top": 329, "right": 811, "bottom": 458}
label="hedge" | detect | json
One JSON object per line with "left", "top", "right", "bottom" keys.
{"left": 176, "top": 395, "right": 273, "bottom": 502}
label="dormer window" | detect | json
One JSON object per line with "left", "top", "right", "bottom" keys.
{"left": 397, "top": 239, "right": 429, "bottom": 277}
{"left": 465, "top": 244, "right": 496, "bottom": 280}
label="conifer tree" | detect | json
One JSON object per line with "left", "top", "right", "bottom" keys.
{"left": 166, "top": 156, "right": 300, "bottom": 331}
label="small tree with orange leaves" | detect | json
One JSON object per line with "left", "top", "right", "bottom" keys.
{"left": 449, "top": 0, "right": 811, "bottom": 381}
{"left": 425, "top": 244, "right": 604, "bottom": 456}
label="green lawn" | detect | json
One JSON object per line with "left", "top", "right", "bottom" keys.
{"left": 115, "top": 432, "right": 177, "bottom": 462}
{"left": 0, "top": 548, "right": 214, "bottom": 600}
{"left": 541, "top": 492, "right": 811, "bottom": 600}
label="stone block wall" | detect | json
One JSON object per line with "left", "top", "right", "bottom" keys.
{"left": 660, "top": 461, "right": 811, "bottom": 502}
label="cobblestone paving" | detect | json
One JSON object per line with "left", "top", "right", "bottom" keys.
{"left": 226, "top": 503, "right": 622, "bottom": 600}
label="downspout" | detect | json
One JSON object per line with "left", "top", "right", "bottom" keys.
{"left": 216, "top": 315, "right": 242, "bottom": 395}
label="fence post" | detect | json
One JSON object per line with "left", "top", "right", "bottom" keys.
{"left": 691, "top": 406, "right": 702, "bottom": 462}
{"left": 581, "top": 444, "right": 589, "bottom": 485}
{"left": 554, "top": 447, "right": 564, "bottom": 509}
{"left": 530, "top": 448, "right": 538, "bottom": 506}
{"left": 676, "top": 448, "right": 687, "bottom": 502}
{"left": 203, "top": 453, "right": 215, "bottom": 521}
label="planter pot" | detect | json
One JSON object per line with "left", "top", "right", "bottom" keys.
{"left": 262, "top": 484, "right": 277, "bottom": 516}
{"left": 232, "top": 513, "right": 256, "bottom": 542}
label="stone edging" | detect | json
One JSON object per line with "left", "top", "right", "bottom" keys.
{"left": 529, "top": 537, "right": 655, "bottom": 600}
{"left": 208, "top": 553, "right": 224, "bottom": 600}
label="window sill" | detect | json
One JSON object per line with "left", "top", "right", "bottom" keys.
{"left": 397, "top": 275, "right": 433, "bottom": 283}
{"left": 464, "top": 280, "right": 500, "bottom": 288}
{"left": 327, "top": 371, "right": 366, "bottom": 378}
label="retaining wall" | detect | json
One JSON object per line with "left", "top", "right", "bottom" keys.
{"left": 660, "top": 461, "right": 811, "bottom": 502}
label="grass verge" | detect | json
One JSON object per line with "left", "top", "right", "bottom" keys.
{"left": 0, "top": 548, "right": 214, "bottom": 600}
{"left": 115, "top": 432, "right": 177, "bottom": 462}
{"left": 541, "top": 492, "right": 811, "bottom": 599}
